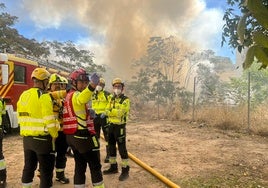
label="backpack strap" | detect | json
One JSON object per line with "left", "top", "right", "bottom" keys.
{"left": 104, "top": 90, "right": 110, "bottom": 101}
{"left": 119, "top": 95, "right": 128, "bottom": 104}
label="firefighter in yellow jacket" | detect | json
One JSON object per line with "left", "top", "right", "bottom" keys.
{"left": 17, "top": 68, "right": 59, "bottom": 188}
{"left": 48, "top": 73, "right": 69, "bottom": 184}
{"left": 92, "top": 78, "right": 111, "bottom": 163}
{"left": 0, "top": 97, "right": 6, "bottom": 187}
{"left": 103, "top": 78, "right": 130, "bottom": 181}
{"left": 63, "top": 68, "right": 105, "bottom": 188}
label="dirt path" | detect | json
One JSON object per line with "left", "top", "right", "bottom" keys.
{"left": 3, "top": 120, "right": 268, "bottom": 188}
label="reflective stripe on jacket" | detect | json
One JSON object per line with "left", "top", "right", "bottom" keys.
{"left": 63, "top": 88, "right": 95, "bottom": 135}
{"left": 17, "top": 88, "right": 59, "bottom": 137}
{"left": 92, "top": 90, "right": 110, "bottom": 114}
{"left": 0, "top": 99, "right": 4, "bottom": 125}
{"left": 106, "top": 94, "right": 130, "bottom": 124}
{"left": 0, "top": 159, "right": 6, "bottom": 170}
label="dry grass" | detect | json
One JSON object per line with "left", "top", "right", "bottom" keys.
{"left": 250, "top": 105, "right": 268, "bottom": 136}
{"left": 191, "top": 105, "right": 268, "bottom": 136}
{"left": 132, "top": 102, "right": 268, "bottom": 137}
{"left": 194, "top": 105, "right": 247, "bottom": 130}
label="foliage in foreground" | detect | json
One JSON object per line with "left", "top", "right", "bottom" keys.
{"left": 222, "top": 0, "right": 268, "bottom": 69}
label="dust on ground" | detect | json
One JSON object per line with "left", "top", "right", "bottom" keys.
{"left": 3, "top": 120, "right": 268, "bottom": 188}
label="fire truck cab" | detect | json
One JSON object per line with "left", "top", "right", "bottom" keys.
{"left": 0, "top": 53, "right": 70, "bottom": 134}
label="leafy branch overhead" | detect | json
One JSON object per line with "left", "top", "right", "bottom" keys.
{"left": 222, "top": 0, "right": 268, "bottom": 69}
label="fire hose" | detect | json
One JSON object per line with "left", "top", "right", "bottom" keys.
{"left": 100, "top": 135, "right": 180, "bottom": 188}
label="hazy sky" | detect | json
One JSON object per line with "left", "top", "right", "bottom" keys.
{"left": 1, "top": 0, "right": 236, "bottom": 77}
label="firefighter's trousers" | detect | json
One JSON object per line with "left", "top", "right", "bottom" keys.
{"left": 55, "top": 131, "right": 68, "bottom": 169}
{"left": 66, "top": 131, "right": 103, "bottom": 185}
{"left": 22, "top": 135, "right": 55, "bottom": 188}
{"left": 93, "top": 115, "right": 109, "bottom": 141}
{"left": 0, "top": 127, "right": 6, "bottom": 184}
{"left": 108, "top": 123, "right": 128, "bottom": 160}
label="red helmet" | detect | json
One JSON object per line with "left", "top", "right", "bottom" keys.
{"left": 69, "top": 68, "right": 89, "bottom": 81}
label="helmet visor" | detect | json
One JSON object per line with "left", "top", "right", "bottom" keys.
{"left": 77, "top": 74, "right": 89, "bottom": 81}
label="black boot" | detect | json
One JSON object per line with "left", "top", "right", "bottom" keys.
{"left": 104, "top": 146, "right": 109, "bottom": 163}
{"left": 119, "top": 166, "right": 129, "bottom": 181}
{"left": 103, "top": 164, "right": 118, "bottom": 175}
{"left": 56, "top": 171, "right": 70, "bottom": 184}
{"left": 0, "top": 169, "right": 6, "bottom": 188}
{"left": 0, "top": 180, "right": 6, "bottom": 188}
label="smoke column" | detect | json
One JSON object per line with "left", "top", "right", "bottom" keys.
{"left": 23, "top": 0, "right": 204, "bottom": 79}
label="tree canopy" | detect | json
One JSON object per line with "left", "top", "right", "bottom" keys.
{"left": 222, "top": 0, "right": 268, "bottom": 69}
{"left": 0, "top": 3, "right": 49, "bottom": 57}
{"left": 0, "top": 3, "right": 102, "bottom": 74}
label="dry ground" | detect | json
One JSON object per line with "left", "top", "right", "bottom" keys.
{"left": 3, "top": 120, "right": 268, "bottom": 188}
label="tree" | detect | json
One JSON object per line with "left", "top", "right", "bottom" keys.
{"left": 134, "top": 36, "right": 184, "bottom": 104}
{"left": 128, "top": 68, "right": 152, "bottom": 103}
{"left": 219, "top": 60, "right": 268, "bottom": 107}
{"left": 0, "top": 3, "right": 103, "bottom": 74}
{"left": 240, "top": 61, "right": 268, "bottom": 106}
{"left": 0, "top": 3, "right": 49, "bottom": 57}
{"left": 44, "top": 40, "right": 104, "bottom": 73}
{"left": 196, "top": 63, "right": 221, "bottom": 104}
{"left": 222, "top": 0, "right": 268, "bottom": 69}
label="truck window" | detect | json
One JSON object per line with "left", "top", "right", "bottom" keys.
{"left": 14, "top": 65, "right": 26, "bottom": 84}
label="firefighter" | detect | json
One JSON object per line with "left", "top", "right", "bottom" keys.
{"left": 60, "top": 76, "right": 68, "bottom": 90}
{"left": 103, "top": 78, "right": 130, "bottom": 181}
{"left": 60, "top": 76, "right": 69, "bottom": 91}
{"left": 0, "top": 97, "right": 6, "bottom": 188}
{"left": 92, "top": 78, "right": 111, "bottom": 163}
{"left": 59, "top": 76, "right": 74, "bottom": 157}
{"left": 62, "top": 68, "right": 105, "bottom": 188}
{"left": 17, "top": 68, "right": 59, "bottom": 188}
{"left": 48, "top": 73, "right": 70, "bottom": 184}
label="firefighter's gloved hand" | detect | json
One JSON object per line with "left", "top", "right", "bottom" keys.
{"left": 88, "top": 108, "right": 96, "bottom": 119}
{"left": 66, "top": 83, "right": 72, "bottom": 92}
{"left": 90, "top": 73, "right": 100, "bottom": 86}
{"left": 100, "top": 113, "right": 106, "bottom": 119}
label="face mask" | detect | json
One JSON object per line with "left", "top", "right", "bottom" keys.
{"left": 96, "top": 85, "right": 103, "bottom": 91}
{"left": 113, "top": 88, "right": 121, "bottom": 96}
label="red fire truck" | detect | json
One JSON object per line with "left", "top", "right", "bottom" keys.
{"left": 0, "top": 53, "right": 70, "bottom": 134}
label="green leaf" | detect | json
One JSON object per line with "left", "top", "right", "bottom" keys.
{"left": 243, "top": 45, "right": 256, "bottom": 69}
{"left": 253, "top": 31, "right": 268, "bottom": 48}
{"left": 246, "top": 0, "right": 268, "bottom": 30}
{"left": 254, "top": 46, "right": 268, "bottom": 69}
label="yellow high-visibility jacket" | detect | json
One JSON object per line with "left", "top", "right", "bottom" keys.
{"left": 92, "top": 90, "right": 111, "bottom": 115}
{"left": 105, "top": 94, "right": 130, "bottom": 125}
{"left": 49, "top": 90, "right": 67, "bottom": 127}
{"left": 17, "top": 88, "right": 59, "bottom": 138}
{"left": 71, "top": 88, "right": 94, "bottom": 130}
{"left": 0, "top": 98, "right": 5, "bottom": 126}
{"left": 63, "top": 86, "right": 96, "bottom": 134}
